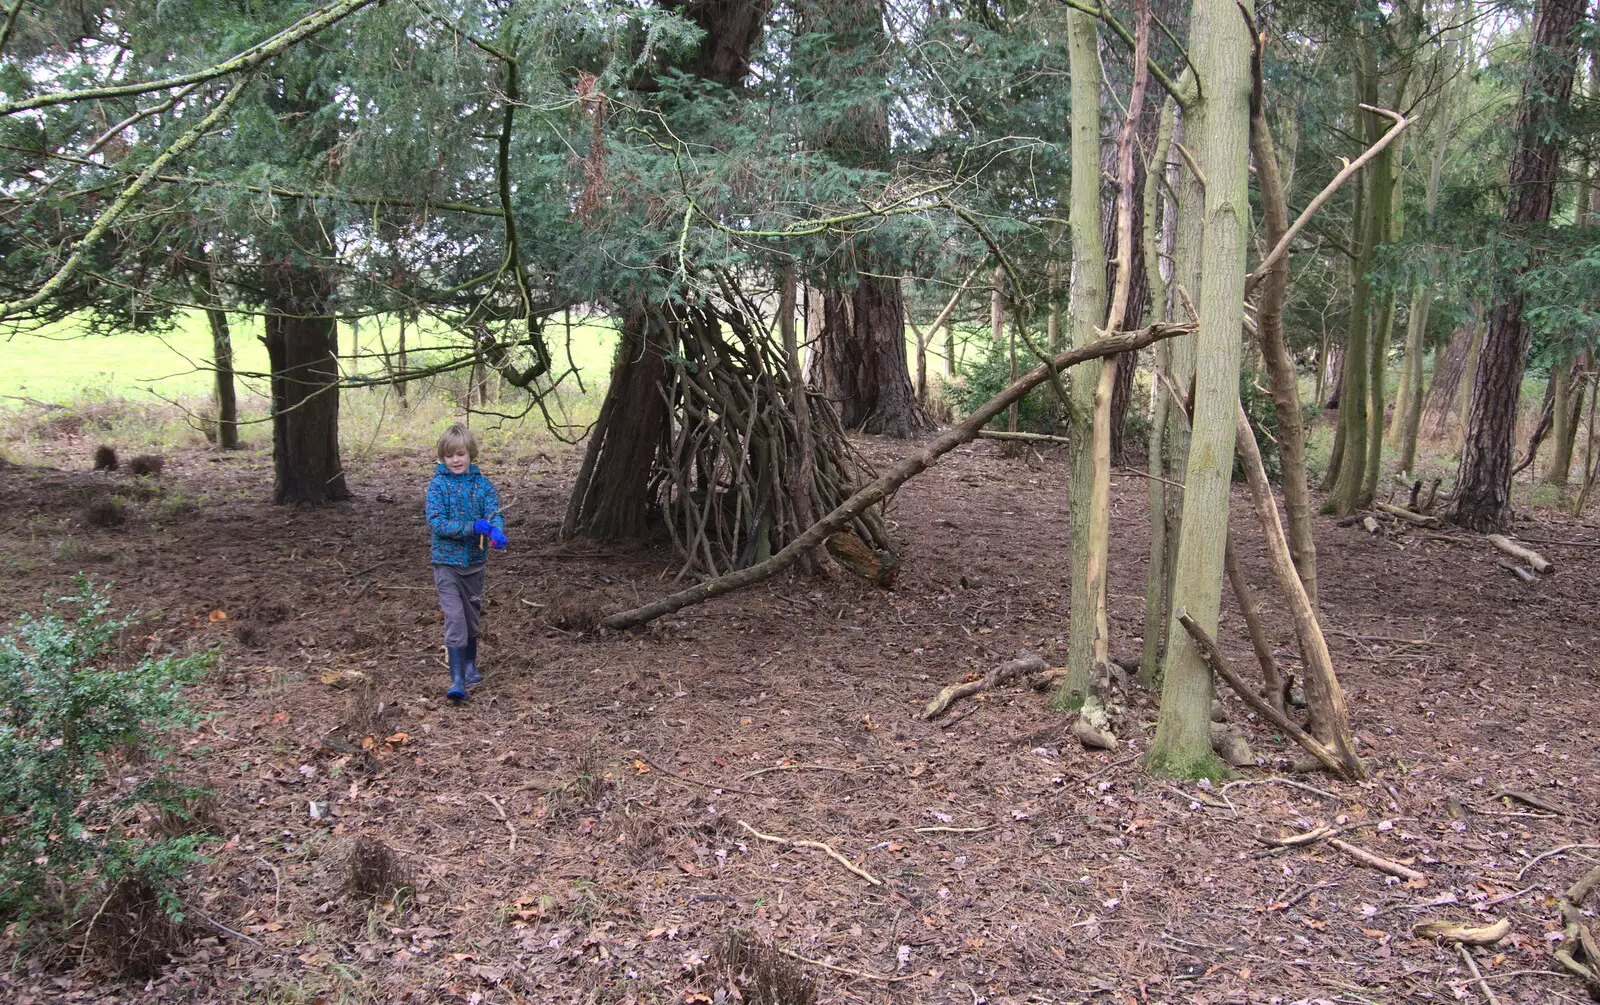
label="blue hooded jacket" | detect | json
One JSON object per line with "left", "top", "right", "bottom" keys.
{"left": 425, "top": 462, "right": 503, "bottom": 567}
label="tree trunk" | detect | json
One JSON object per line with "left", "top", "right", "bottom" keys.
{"left": 1450, "top": 0, "right": 1586, "bottom": 532}
{"left": 201, "top": 263, "right": 239, "bottom": 451}
{"left": 1544, "top": 355, "right": 1581, "bottom": 486}
{"left": 813, "top": 279, "right": 933, "bottom": 437}
{"left": 395, "top": 313, "right": 409, "bottom": 410}
{"left": 1141, "top": 94, "right": 1178, "bottom": 686}
{"left": 1055, "top": 5, "right": 1108, "bottom": 713}
{"left": 1395, "top": 282, "right": 1429, "bottom": 473}
{"left": 1326, "top": 66, "right": 1384, "bottom": 512}
{"left": 563, "top": 306, "right": 672, "bottom": 540}
{"left": 1149, "top": 0, "right": 1249, "bottom": 779}
{"left": 1248, "top": 85, "right": 1318, "bottom": 609}
{"left": 1424, "top": 321, "right": 1472, "bottom": 437}
{"left": 262, "top": 262, "right": 348, "bottom": 505}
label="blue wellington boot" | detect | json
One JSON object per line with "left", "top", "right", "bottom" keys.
{"left": 464, "top": 636, "right": 481, "bottom": 689}
{"left": 445, "top": 646, "right": 469, "bottom": 703}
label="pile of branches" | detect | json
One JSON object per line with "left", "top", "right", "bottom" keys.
{"left": 650, "top": 292, "right": 893, "bottom": 581}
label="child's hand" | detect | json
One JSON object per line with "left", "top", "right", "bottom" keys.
{"left": 473, "top": 518, "right": 494, "bottom": 535}
{"left": 489, "top": 528, "right": 508, "bottom": 550}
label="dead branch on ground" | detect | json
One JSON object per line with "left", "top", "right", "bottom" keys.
{"left": 1486, "top": 534, "right": 1553, "bottom": 574}
{"left": 1554, "top": 863, "right": 1600, "bottom": 995}
{"left": 737, "top": 820, "right": 882, "bottom": 886}
{"left": 921, "top": 655, "right": 1051, "bottom": 720}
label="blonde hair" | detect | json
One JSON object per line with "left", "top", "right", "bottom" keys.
{"left": 436, "top": 422, "right": 478, "bottom": 461}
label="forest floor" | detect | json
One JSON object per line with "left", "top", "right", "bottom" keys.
{"left": 0, "top": 432, "right": 1597, "bottom": 1005}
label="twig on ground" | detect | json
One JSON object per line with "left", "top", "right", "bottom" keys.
{"left": 1221, "top": 777, "right": 1344, "bottom": 803}
{"left": 776, "top": 946, "right": 917, "bottom": 982}
{"left": 921, "top": 655, "right": 1049, "bottom": 720}
{"left": 480, "top": 792, "right": 517, "bottom": 855}
{"left": 914, "top": 825, "right": 995, "bottom": 835}
{"left": 637, "top": 757, "right": 770, "bottom": 797}
{"left": 738, "top": 763, "right": 858, "bottom": 781}
{"left": 738, "top": 820, "right": 882, "bottom": 886}
{"left": 256, "top": 856, "right": 282, "bottom": 918}
{"left": 1458, "top": 944, "right": 1504, "bottom": 1005}
{"left": 1518, "top": 844, "right": 1600, "bottom": 881}
{"left": 1489, "top": 788, "right": 1570, "bottom": 816}
{"left": 1327, "top": 837, "right": 1426, "bottom": 883}
{"left": 192, "top": 907, "right": 267, "bottom": 950}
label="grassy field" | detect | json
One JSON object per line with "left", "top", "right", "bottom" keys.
{"left": 0, "top": 311, "right": 620, "bottom": 400}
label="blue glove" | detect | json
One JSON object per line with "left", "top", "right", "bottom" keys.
{"left": 489, "top": 528, "right": 508, "bottom": 550}
{"left": 473, "top": 518, "right": 494, "bottom": 535}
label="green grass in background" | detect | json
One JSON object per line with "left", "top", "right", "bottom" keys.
{"left": 0, "top": 311, "right": 620, "bottom": 401}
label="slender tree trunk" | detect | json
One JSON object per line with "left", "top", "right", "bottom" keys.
{"left": 995, "top": 267, "right": 1014, "bottom": 432}
{"left": 201, "top": 263, "right": 239, "bottom": 451}
{"left": 1395, "top": 283, "right": 1429, "bottom": 473}
{"left": 1149, "top": 0, "right": 1250, "bottom": 779}
{"left": 1362, "top": 287, "right": 1395, "bottom": 501}
{"left": 1451, "top": 0, "right": 1586, "bottom": 532}
{"left": 1547, "top": 352, "right": 1588, "bottom": 486}
{"left": 1055, "top": 5, "right": 1108, "bottom": 712}
{"left": 395, "top": 313, "right": 409, "bottom": 410}
{"left": 1248, "top": 86, "right": 1318, "bottom": 609}
{"left": 782, "top": 264, "right": 823, "bottom": 573}
{"left": 1327, "top": 70, "right": 1384, "bottom": 512}
{"left": 1545, "top": 359, "right": 1573, "bottom": 484}
{"left": 1141, "top": 95, "right": 1177, "bottom": 686}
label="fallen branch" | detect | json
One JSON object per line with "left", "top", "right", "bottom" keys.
{"left": 914, "top": 824, "right": 995, "bottom": 835}
{"left": 1413, "top": 918, "right": 1512, "bottom": 946}
{"left": 1457, "top": 944, "right": 1504, "bottom": 1005}
{"left": 976, "top": 429, "right": 1071, "bottom": 444}
{"left": 1327, "top": 837, "right": 1427, "bottom": 884}
{"left": 1497, "top": 560, "right": 1536, "bottom": 584}
{"left": 1554, "top": 863, "right": 1600, "bottom": 994}
{"left": 776, "top": 946, "right": 917, "bottom": 982}
{"left": 1174, "top": 609, "right": 1357, "bottom": 780}
{"left": 737, "top": 820, "right": 882, "bottom": 886}
{"left": 921, "top": 655, "right": 1049, "bottom": 720}
{"left": 1518, "top": 844, "right": 1600, "bottom": 881}
{"left": 1487, "top": 534, "right": 1553, "bottom": 574}
{"left": 1375, "top": 502, "right": 1443, "bottom": 528}
{"left": 479, "top": 792, "right": 517, "bottom": 855}
{"left": 738, "top": 763, "right": 857, "bottom": 782}
{"left": 1490, "top": 788, "right": 1569, "bottom": 816}
{"left": 600, "top": 322, "right": 1193, "bottom": 630}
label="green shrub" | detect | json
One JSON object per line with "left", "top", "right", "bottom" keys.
{"left": 952, "top": 338, "right": 1060, "bottom": 434}
{"left": 0, "top": 579, "right": 214, "bottom": 932}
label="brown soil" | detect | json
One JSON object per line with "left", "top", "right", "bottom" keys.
{"left": 1, "top": 436, "right": 1597, "bottom": 1004}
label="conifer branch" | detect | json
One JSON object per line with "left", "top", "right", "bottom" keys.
{"left": 1, "top": 0, "right": 377, "bottom": 118}
{"left": 0, "top": 77, "right": 250, "bottom": 323}
{"left": 0, "top": 0, "right": 25, "bottom": 57}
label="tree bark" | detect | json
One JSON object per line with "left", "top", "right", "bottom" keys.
{"left": 262, "top": 262, "right": 348, "bottom": 505}
{"left": 1451, "top": 0, "right": 1586, "bottom": 532}
{"left": 1056, "top": 4, "right": 1109, "bottom": 713}
{"left": 813, "top": 279, "right": 933, "bottom": 437}
{"left": 1544, "top": 355, "right": 1580, "bottom": 486}
{"left": 201, "top": 261, "right": 239, "bottom": 451}
{"left": 1248, "top": 83, "right": 1317, "bottom": 609}
{"left": 1424, "top": 321, "right": 1474, "bottom": 437}
{"left": 1141, "top": 95, "right": 1178, "bottom": 686}
{"left": 563, "top": 306, "right": 672, "bottom": 540}
{"left": 1149, "top": 0, "right": 1250, "bottom": 779}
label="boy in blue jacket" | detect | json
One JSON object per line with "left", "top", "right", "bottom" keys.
{"left": 425, "top": 423, "right": 507, "bottom": 703}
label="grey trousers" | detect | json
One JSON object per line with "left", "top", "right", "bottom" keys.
{"left": 432, "top": 564, "right": 485, "bottom": 648}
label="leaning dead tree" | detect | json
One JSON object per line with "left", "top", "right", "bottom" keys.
{"left": 601, "top": 320, "right": 1194, "bottom": 630}
{"left": 566, "top": 287, "right": 891, "bottom": 580}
